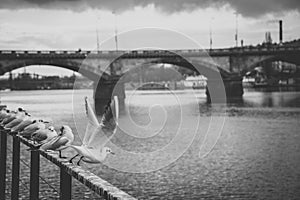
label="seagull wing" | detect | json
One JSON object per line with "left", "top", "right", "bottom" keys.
{"left": 87, "top": 96, "right": 119, "bottom": 149}
{"left": 82, "top": 97, "right": 100, "bottom": 146}
{"left": 12, "top": 119, "right": 33, "bottom": 132}
{"left": 40, "top": 135, "right": 68, "bottom": 151}
{"left": 31, "top": 129, "right": 49, "bottom": 142}
{"left": 19, "top": 124, "right": 39, "bottom": 137}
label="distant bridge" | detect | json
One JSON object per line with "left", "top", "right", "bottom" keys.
{"left": 1, "top": 44, "right": 300, "bottom": 78}
{"left": 1, "top": 42, "right": 299, "bottom": 113}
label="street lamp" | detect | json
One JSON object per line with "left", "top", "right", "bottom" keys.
{"left": 234, "top": 12, "right": 239, "bottom": 47}
{"left": 113, "top": 11, "right": 118, "bottom": 51}
{"left": 95, "top": 16, "right": 100, "bottom": 52}
{"left": 209, "top": 17, "right": 214, "bottom": 49}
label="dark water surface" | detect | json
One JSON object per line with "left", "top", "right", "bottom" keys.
{"left": 1, "top": 89, "right": 300, "bottom": 199}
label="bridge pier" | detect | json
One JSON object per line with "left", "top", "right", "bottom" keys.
{"left": 94, "top": 76, "right": 125, "bottom": 115}
{"left": 206, "top": 76, "right": 244, "bottom": 103}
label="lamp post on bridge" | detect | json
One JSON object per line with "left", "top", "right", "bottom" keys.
{"left": 234, "top": 12, "right": 239, "bottom": 47}
{"left": 95, "top": 16, "right": 101, "bottom": 52}
{"left": 113, "top": 11, "right": 119, "bottom": 51}
{"left": 209, "top": 17, "right": 214, "bottom": 50}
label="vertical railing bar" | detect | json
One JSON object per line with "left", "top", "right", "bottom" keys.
{"left": 11, "top": 135, "right": 20, "bottom": 200}
{"left": 0, "top": 130, "right": 7, "bottom": 199}
{"left": 60, "top": 168, "right": 72, "bottom": 200}
{"left": 30, "top": 150, "right": 40, "bottom": 200}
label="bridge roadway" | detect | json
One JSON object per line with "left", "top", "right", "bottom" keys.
{"left": 1, "top": 45, "right": 300, "bottom": 58}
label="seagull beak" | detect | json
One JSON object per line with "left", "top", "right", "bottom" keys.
{"left": 110, "top": 151, "right": 115, "bottom": 155}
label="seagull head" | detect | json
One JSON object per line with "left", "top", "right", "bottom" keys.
{"left": 17, "top": 107, "right": 26, "bottom": 113}
{"left": 103, "top": 147, "right": 115, "bottom": 156}
{"left": 40, "top": 119, "right": 49, "bottom": 123}
{"left": 59, "top": 125, "right": 73, "bottom": 139}
{"left": 48, "top": 126, "right": 55, "bottom": 131}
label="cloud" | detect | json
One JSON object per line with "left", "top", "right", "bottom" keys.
{"left": 0, "top": 0, "right": 299, "bottom": 17}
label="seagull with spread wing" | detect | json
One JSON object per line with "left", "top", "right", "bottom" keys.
{"left": 68, "top": 96, "right": 118, "bottom": 166}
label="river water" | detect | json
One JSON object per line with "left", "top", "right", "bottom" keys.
{"left": 1, "top": 88, "right": 300, "bottom": 199}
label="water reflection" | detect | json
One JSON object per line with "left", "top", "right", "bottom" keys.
{"left": 242, "top": 89, "right": 300, "bottom": 108}
{"left": 1, "top": 89, "right": 300, "bottom": 199}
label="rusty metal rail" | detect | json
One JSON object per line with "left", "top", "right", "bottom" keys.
{"left": 0, "top": 128, "right": 137, "bottom": 200}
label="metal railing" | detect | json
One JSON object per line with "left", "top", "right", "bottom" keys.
{"left": 0, "top": 122, "right": 137, "bottom": 200}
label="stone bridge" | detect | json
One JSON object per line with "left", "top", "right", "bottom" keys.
{"left": 1, "top": 43, "right": 299, "bottom": 113}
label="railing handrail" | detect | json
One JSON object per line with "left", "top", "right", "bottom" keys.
{"left": 0, "top": 127, "right": 137, "bottom": 200}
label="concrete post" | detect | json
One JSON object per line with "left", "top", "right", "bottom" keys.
{"left": 94, "top": 76, "right": 125, "bottom": 115}
{"left": 206, "top": 76, "right": 243, "bottom": 103}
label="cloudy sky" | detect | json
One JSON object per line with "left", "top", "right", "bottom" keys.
{"left": 0, "top": 0, "right": 299, "bottom": 75}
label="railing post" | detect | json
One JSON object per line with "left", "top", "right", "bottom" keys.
{"left": 11, "top": 135, "right": 20, "bottom": 200}
{"left": 30, "top": 150, "right": 40, "bottom": 200}
{"left": 0, "top": 130, "right": 7, "bottom": 199}
{"left": 60, "top": 168, "right": 72, "bottom": 200}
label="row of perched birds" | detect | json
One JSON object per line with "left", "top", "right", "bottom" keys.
{"left": 0, "top": 107, "right": 74, "bottom": 159}
{"left": 0, "top": 96, "right": 118, "bottom": 166}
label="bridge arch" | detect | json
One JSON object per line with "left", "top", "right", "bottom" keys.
{"left": 247, "top": 54, "right": 300, "bottom": 72}
{"left": 118, "top": 54, "right": 232, "bottom": 80}
{"left": 0, "top": 59, "right": 109, "bottom": 81}
{"left": 93, "top": 55, "right": 236, "bottom": 114}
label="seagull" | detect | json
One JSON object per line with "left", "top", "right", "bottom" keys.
{"left": 1, "top": 108, "right": 25, "bottom": 126}
{"left": 31, "top": 126, "right": 58, "bottom": 144}
{"left": 4, "top": 112, "right": 31, "bottom": 130}
{"left": 10, "top": 116, "right": 35, "bottom": 133}
{"left": 0, "top": 109, "right": 10, "bottom": 123}
{"left": 0, "top": 110, "right": 16, "bottom": 125}
{"left": 68, "top": 96, "right": 118, "bottom": 166}
{"left": 19, "top": 120, "right": 49, "bottom": 139}
{"left": 39, "top": 125, "right": 74, "bottom": 158}
{"left": 0, "top": 108, "right": 9, "bottom": 120}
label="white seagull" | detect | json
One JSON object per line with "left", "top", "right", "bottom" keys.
{"left": 68, "top": 96, "right": 118, "bottom": 166}
{"left": 0, "top": 109, "right": 10, "bottom": 122}
{"left": 39, "top": 125, "right": 74, "bottom": 158}
{"left": 1, "top": 108, "right": 25, "bottom": 125}
{"left": 0, "top": 110, "right": 17, "bottom": 125}
{"left": 4, "top": 112, "right": 31, "bottom": 130}
{"left": 31, "top": 126, "right": 58, "bottom": 144}
{"left": 19, "top": 119, "right": 49, "bottom": 139}
{"left": 10, "top": 116, "right": 35, "bottom": 133}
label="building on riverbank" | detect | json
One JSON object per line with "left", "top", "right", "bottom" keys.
{"left": 0, "top": 72, "right": 93, "bottom": 90}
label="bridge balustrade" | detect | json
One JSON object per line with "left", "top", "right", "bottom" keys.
{"left": 15, "top": 51, "right": 26, "bottom": 54}
{"left": 0, "top": 44, "right": 300, "bottom": 58}
{"left": 0, "top": 51, "right": 13, "bottom": 54}
{"left": 27, "top": 51, "right": 38, "bottom": 54}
